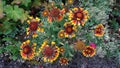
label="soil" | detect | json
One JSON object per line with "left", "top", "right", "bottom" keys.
{"left": 0, "top": 52, "right": 119, "bottom": 68}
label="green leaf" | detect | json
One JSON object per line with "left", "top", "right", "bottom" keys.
{"left": 64, "top": 43, "right": 75, "bottom": 58}
{"left": 21, "top": 0, "right": 31, "bottom": 7}
{"left": 2, "top": 37, "right": 13, "bottom": 41}
{"left": 5, "top": 45, "right": 19, "bottom": 57}
{"left": 4, "top": 5, "right": 28, "bottom": 22}
{"left": 12, "top": 56, "right": 18, "bottom": 60}
{"left": 112, "top": 5, "right": 120, "bottom": 16}
{"left": 0, "top": 0, "right": 4, "bottom": 19}
{"left": 4, "top": 5, "right": 13, "bottom": 18}
{"left": 0, "top": 47, "right": 3, "bottom": 54}
{"left": 0, "top": 22, "right": 13, "bottom": 34}
{"left": 4, "top": 29, "right": 12, "bottom": 35}
{"left": 110, "top": 19, "right": 119, "bottom": 31}
{"left": 5, "top": 45, "right": 20, "bottom": 61}
{"left": 32, "top": 0, "right": 41, "bottom": 7}
{"left": 12, "top": 0, "right": 31, "bottom": 7}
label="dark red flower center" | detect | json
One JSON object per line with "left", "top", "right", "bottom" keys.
{"left": 95, "top": 27, "right": 103, "bottom": 34}
{"left": 61, "top": 59, "right": 67, "bottom": 63}
{"left": 74, "top": 11, "right": 84, "bottom": 20}
{"left": 84, "top": 47, "right": 94, "bottom": 55}
{"left": 50, "top": 8, "right": 60, "bottom": 17}
{"left": 30, "top": 21, "right": 38, "bottom": 31}
{"left": 77, "top": 13, "right": 82, "bottom": 18}
{"left": 65, "top": 25, "right": 74, "bottom": 34}
{"left": 43, "top": 46, "right": 54, "bottom": 57}
{"left": 23, "top": 45, "right": 32, "bottom": 54}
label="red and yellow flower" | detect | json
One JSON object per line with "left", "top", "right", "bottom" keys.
{"left": 42, "top": 10, "right": 49, "bottom": 17}
{"left": 59, "top": 47, "right": 65, "bottom": 54}
{"left": 26, "top": 16, "right": 44, "bottom": 38}
{"left": 94, "top": 24, "right": 105, "bottom": 37}
{"left": 20, "top": 40, "right": 36, "bottom": 60}
{"left": 39, "top": 41, "right": 60, "bottom": 63}
{"left": 47, "top": 7, "right": 65, "bottom": 22}
{"left": 58, "top": 30, "right": 65, "bottom": 38}
{"left": 59, "top": 57, "right": 68, "bottom": 65}
{"left": 82, "top": 46, "right": 96, "bottom": 57}
{"left": 68, "top": 0, "right": 74, "bottom": 4}
{"left": 64, "top": 22, "right": 77, "bottom": 38}
{"left": 69, "top": 7, "right": 89, "bottom": 26}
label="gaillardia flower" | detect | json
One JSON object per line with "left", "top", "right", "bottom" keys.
{"left": 59, "top": 57, "right": 68, "bottom": 65}
{"left": 69, "top": 7, "right": 89, "bottom": 26}
{"left": 20, "top": 40, "right": 36, "bottom": 60}
{"left": 94, "top": 24, "right": 105, "bottom": 37}
{"left": 59, "top": 47, "right": 65, "bottom": 54}
{"left": 64, "top": 22, "right": 77, "bottom": 38}
{"left": 42, "top": 10, "right": 49, "bottom": 17}
{"left": 82, "top": 46, "right": 96, "bottom": 57}
{"left": 58, "top": 30, "right": 65, "bottom": 38}
{"left": 68, "top": 0, "right": 74, "bottom": 4}
{"left": 26, "top": 16, "right": 44, "bottom": 38}
{"left": 39, "top": 41, "right": 60, "bottom": 63}
{"left": 48, "top": 7, "right": 65, "bottom": 22}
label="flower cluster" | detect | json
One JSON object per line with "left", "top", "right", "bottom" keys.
{"left": 74, "top": 40, "right": 96, "bottom": 57}
{"left": 19, "top": 1, "right": 109, "bottom": 65}
{"left": 0, "top": 0, "right": 118, "bottom": 67}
